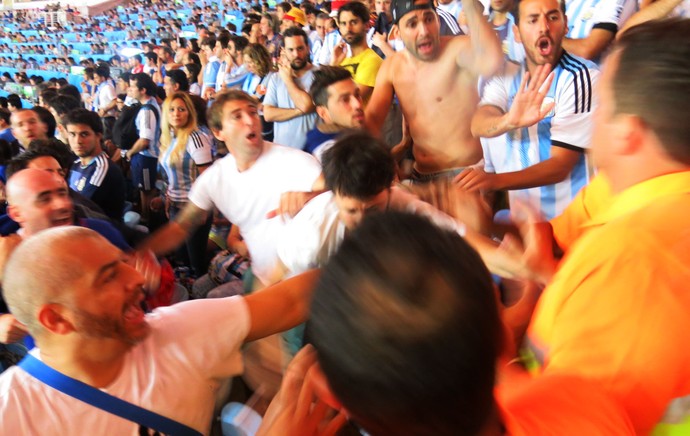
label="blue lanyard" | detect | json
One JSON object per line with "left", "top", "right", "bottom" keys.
{"left": 19, "top": 354, "right": 202, "bottom": 436}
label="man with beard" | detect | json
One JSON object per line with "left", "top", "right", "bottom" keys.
{"left": 304, "top": 66, "right": 366, "bottom": 160}
{"left": 331, "top": 1, "right": 383, "bottom": 104}
{"left": 263, "top": 27, "right": 319, "bottom": 149}
{"left": 65, "top": 109, "right": 126, "bottom": 222}
{"left": 0, "top": 226, "right": 318, "bottom": 434}
{"left": 365, "top": 0, "right": 503, "bottom": 182}
{"left": 458, "top": 0, "right": 599, "bottom": 219}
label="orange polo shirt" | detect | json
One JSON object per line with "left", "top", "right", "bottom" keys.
{"left": 550, "top": 173, "right": 613, "bottom": 253}
{"left": 528, "top": 170, "right": 690, "bottom": 435}
{"left": 498, "top": 373, "right": 635, "bottom": 435}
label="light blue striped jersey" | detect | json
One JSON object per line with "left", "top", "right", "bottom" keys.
{"left": 480, "top": 53, "right": 599, "bottom": 219}
{"left": 159, "top": 130, "right": 213, "bottom": 202}
{"left": 202, "top": 57, "right": 221, "bottom": 92}
{"left": 490, "top": 11, "right": 525, "bottom": 63}
{"left": 565, "top": 0, "right": 636, "bottom": 39}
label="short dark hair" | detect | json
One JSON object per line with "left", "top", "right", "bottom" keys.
{"left": 614, "top": 19, "right": 690, "bottom": 164}
{"left": 144, "top": 52, "right": 158, "bottom": 63}
{"left": 130, "top": 72, "right": 157, "bottom": 97}
{"left": 208, "top": 90, "right": 258, "bottom": 131}
{"left": 337, "top": 1, "right": 370, "bottom": 25}
{"left": 512, "top": 0, "right": 565, "bottom": 24}
{"left": 277, "top": 1, "right": 292, "bottom": 13}
{"left": 83, "top": 67, "right": 95, "bottom": 80}
{"left": 95, "top": 65, "right": 110, "bottom": 79}
{"left": 322, "top": 131, "right": 395, "bottom": 199}
{"left": 26, "top": 138, "right": 75, "bottom": 173}
{"left": 282, "top": 27, "right": 309, "bottom": 47}
{"left": 308, "top": 211, "right": 501, "bottom": 435}
{"left": 310, "top": 65, "right": 353, "bottom": 107}
{"left": 200, "top": 36, "right": 217, "bottom": 49}
{"left": 6, "top": 145, "right": 64, "bottom": 180}
{"left": 57, "top": 84, "right": 82, "bottom": 103}
{"left": 32, "top": 107, "right": 56, "bottom": 138}
{"left": 7, "top": 94, "right": 22, "bottom": 109}
{"left": 166, "top": 69, "right": 189, "bottom": 92}
{"left": 0, "top": 107, "right": 10, "bottom": 125}
{"left": 46, "top": 95, "right": 81, "bottom": 117}
{"left": 231, "top": 34, "right": 249, "bottom": 53}
{"left": 63, "top": 108, "right": 103, "bottom": 135}
{"left": 217, "top": 33, "right": 231, "bottom": 50}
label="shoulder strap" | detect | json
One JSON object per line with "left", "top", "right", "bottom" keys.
{"left": 19, "top": 354, "right": 202, "bottom": 436}
{"left": 141, "top": 103, "right": 160, "bottom": 123}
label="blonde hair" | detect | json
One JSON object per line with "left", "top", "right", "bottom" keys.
{"left": 159, "top": 92, "right": 198, "bottom": 165}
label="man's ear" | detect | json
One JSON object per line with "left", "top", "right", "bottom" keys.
{"left": 7, "top": 204, "right": 21, "bottom": 225}
{"left": 210, "top": 127, "right": 223, "bottom": 142}
{"left": 316, "top": 105, "right": 331, "bottom": 123}
{"left": 308, "top": 361, "right": 344, "bottom": 411}
{"left": 613, "top": 114, "right": 646, "bottom": 156}
{"left": 37, "top": 304, "right": 76, "bottom": 335}
{"left": 389, "top": 24, "right": 400, "bottom": 41}
{"left": 513, "top": 24, "right": 521, "bottom": 44}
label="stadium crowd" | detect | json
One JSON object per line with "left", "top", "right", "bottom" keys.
{"left": 0, "top": 0, "right": 689, "bottom": 433}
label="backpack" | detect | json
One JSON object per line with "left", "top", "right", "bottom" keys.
{"left": 112, "top": 103, "right": 159, "bottom": 150}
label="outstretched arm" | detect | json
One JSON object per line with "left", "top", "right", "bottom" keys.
{"left": 244, "top": 269, "right": 320, "bottom": 342}
{"left": 471, "top": 64, "right": 555, "bottom": 138}
{"left": 456, "top": 0, "right": 503, "bottom": 77}
{"left": 137, "top": 201, "right": 208, "bottom": 256}
{"left": 618, "top": 0, "right": 683, "bottom": 38}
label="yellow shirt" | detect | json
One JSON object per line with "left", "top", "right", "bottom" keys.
{"left": 340, "top": 48, "right": 383, "bottom": 89}
{"left": 528, "top": 170, "right": 690, "bottom": 434}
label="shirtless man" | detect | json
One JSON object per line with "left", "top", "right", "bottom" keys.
{"left": 365, "top": 0, "right": 503, "bottom": 180}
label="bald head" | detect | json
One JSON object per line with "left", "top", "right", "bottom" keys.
{"left": 3, "top": 227, "right": 102, "bottom": 336}
{"left": 6, "top": 168, "right": 73, "bottom": 236}
{"left": 6, "top": 168, "right": 57, "bottom": 205}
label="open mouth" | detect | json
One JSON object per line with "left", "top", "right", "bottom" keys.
{"left": 417, "top": 40, "right": 433, "bottom": 53}
{"left": 246, "top": 132, "right": 258, "bottom": 141}
{"left": 52, "top": 216, "right": 73, "bottom": 226}
{"left": 537, "top": 37, "right": 552, "bottom": 56}
{"left": 123, "top": 299, "right": 145, "bottom": 324}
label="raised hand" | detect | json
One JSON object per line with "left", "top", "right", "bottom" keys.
{"left": 505, "top": 64, "right": 555, "bottom": 130}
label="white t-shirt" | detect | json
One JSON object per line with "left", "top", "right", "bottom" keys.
{"left": 0, "top": 297, "right": 250, "bottom": 435}
{"left": 278, "top": 187, "right": 466, "bottom": 277}
{"left": 188, "top": 142, "right": 322, "bottom": 285}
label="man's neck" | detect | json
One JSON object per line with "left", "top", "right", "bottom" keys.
{"left": 491, "top": 10, "right": 509, "bottom": 26}
{"left": 317, "top": 122, "right": 345, "bottom": 134}
{"left": 80, "top": 150, "right": 102, "bottom": 166}
{"left": 294, "top": 62, "right": 313, "bottom": 78}
{"left": 349, "top": 41, "right": 368, "bottom": 57}
{"left": 39, "top": 340, "right": 131, "bottom": 388}
{"left": 138, "top": 95, "right": 152, "bottom": 105}
{"left": 233, "top": 141, "right": 265, "bottom": 172}
{"left": 525, "top": 53, "right": 562, "bottom": 76}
